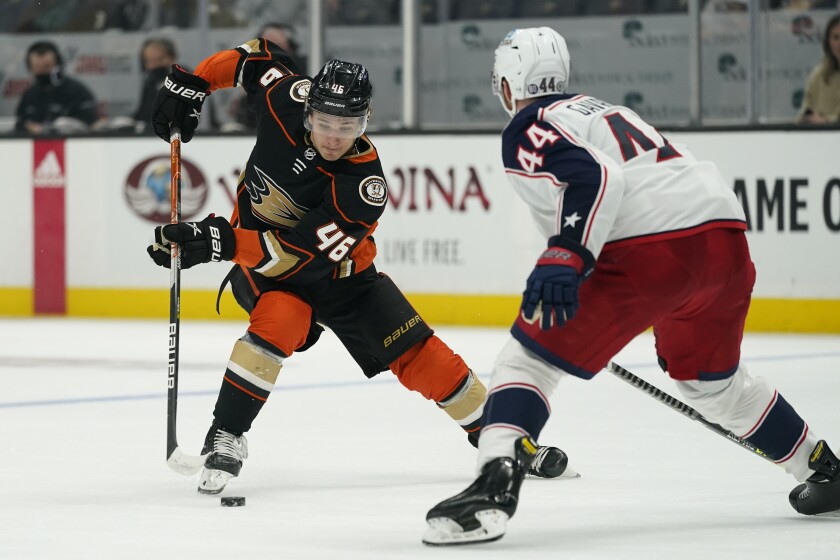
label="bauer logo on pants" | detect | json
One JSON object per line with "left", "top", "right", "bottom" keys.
{"left": 384, "top": 315, "right": 423, "bottom": 347}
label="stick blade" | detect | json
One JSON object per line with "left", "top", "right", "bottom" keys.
{"left": 167, "top": 447, "right": 209, "bottom": 475}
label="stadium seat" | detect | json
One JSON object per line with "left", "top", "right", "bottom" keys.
{"left": 451, "top": 0, "right": 518, "bottom": 19}
{"left": 517, "top": 0, "right": 583, "bottom": 17}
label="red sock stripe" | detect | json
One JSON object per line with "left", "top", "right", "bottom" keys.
{"left": 740, "top": 390, "right": 778, "bottom": 439}
{"left": 774, "top": 424, "right": 809, "bottom": 465}
{"left": 223, "top": 375, "right": 268, "bottom": 402}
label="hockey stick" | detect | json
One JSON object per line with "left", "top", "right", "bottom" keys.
{"left": 166, "top": 128, "right": 209, "bottom": 475}
{"left": 607, "top": 362, "right": 773, "bottom": 463}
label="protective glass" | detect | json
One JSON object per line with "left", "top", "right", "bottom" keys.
{"left": 304, "top": 108, "right": 368, "bottom": 139}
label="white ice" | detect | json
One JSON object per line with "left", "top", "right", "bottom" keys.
{"left": 2, "top": 318, "right": 839, "bottom": 559}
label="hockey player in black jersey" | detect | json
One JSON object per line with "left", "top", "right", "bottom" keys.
{"left": 145, "top": 39, "right": 575, "bottom": 494}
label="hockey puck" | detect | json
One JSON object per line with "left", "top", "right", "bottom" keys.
{"left": 221, "top": 496, "right": 246, "bottom": 507}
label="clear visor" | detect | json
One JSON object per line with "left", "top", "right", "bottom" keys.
{"left": 304, "top": 108, "right": 368, "bottom": 139}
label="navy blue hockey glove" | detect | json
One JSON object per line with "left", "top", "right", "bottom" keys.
{"left": 147, "top": 214, "right": 236, "bottom": 270}
{"left": 521, "top": 236, "right": 596, "bottom": 330}
{"left": 151, "top": 65, "right": 210, "bottom": 143}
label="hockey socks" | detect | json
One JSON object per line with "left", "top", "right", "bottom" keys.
{"left": 212, "top": 334, "right": 284, "bottom": 433}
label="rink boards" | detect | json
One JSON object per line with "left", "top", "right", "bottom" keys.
{"left": 1, "top": 130, "right": 838, "bottom": 332}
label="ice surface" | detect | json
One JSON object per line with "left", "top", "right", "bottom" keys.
{"left": 2, "top": 318, "right": 839, "bottom": 559}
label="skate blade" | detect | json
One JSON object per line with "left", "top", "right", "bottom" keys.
{"left": 422, "top": 510, "right": 508, "bottom": 546}
{"left": 527, "top": 465, "right": 581, "bottom": 480}
{"left": 197, "top": 470, "right": 235, "bottom": 495}
{"left": 815, "top": 510, "right": 840, "bottom": 517}
{"left": 558, "top": 465, "right": 580, "bottom": 479}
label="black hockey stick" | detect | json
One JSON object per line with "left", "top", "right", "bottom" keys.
{"left": 607, "top": 362, "right": 773, "bottom": 463}
{"left": 166, "top": 128, "right": 209, "bottom": 475}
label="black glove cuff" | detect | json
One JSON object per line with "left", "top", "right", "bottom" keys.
{"left": 207, "top": 216, "right": 237, "bottom": 261}
{"left": 547, "top": 235, "right": 596, "bottom": 279}
{"left": 170, "top": 64, "right": 210, "bottom": 90}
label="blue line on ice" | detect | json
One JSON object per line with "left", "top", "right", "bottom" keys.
{"left": 2, "top": 351, "right": 839, "bottom": 409}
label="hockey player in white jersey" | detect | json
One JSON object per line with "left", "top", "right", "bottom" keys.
{"left": 422, "top": 26, "right": 840, "bottom": 546}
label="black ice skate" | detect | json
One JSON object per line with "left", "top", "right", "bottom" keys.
{"left": 422, "top": 436, "right": 538, "bottom": 546}
{"left": 468, "top": 432, "right": 577, "bottom": 479}
{"left": 528, "top": 445, "right": 579, "bottom": 479}
{"left": 789, "top": 440, "right": 840, "bottom": 517}
{"left": 197, "top": 423, "right": 249, "bottom": 495}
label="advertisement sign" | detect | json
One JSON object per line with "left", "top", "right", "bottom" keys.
{"left": 33, "top": 138, "right": 65, "bottom": 313}
{"left": 0, "top": 130, "right": 838, "bottom": 325}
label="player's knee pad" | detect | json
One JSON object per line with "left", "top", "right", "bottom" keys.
{"left": 489, "top": 337, "right": 568, "bottom": 396}
{"left": 248, "top": 290, "right": 312, "bottom": 357}
{"left": 388, "top": 335, "right": 470, "bottom": 402}
{"left": 674, "top": 364, "right": 756, "bottom": 431}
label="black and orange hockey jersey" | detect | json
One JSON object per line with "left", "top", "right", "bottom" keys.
{"left": 194, "top": 39, "right": 386, "bottom": 285}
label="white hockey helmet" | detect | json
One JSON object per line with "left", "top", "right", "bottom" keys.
{"left": 491, "top": 27, "right": 571, "bottom": 117}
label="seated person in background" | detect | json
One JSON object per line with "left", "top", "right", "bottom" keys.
{"left": 132, "top": 37, "right": 179, "bottom": 133}
{"left": 15, "top": 40, "right": 101, "bottom": 135}
{"left": 230, "top": 22, "right": 304, "bottom": 131}
{"left": 797, "top": 12, "right": 840, "bottom": 124}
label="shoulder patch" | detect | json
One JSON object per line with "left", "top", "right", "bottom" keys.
{"left": 290, "top": 79, "right": 311, "bottom": 103}
{"left": 359, "top": 176, "right": 387, "bottom": 206}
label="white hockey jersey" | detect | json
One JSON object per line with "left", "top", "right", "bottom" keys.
{"left": 502, "top": 94, "right": 746, "bottom": 260}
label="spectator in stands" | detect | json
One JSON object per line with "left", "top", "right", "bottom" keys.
{"left": 15, "top": 40, "right": 102, "bottom": 135}
{"left": 132, "top": 37, "right": 179, "bottom": 133}
{"left": 797, "top": 12, "right": 840, "bottom": 124}
{"left": 230, "top": 22, "right": 305, "bottom": 130}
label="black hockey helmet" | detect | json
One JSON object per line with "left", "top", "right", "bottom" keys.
{"left": 304, "top": 59, "right": 372, "bottom": 138}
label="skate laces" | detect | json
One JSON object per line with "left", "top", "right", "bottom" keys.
{"left": 808, "top": 441, "right": 839, "bottom": 483}
{"left": 214, "top": 429, "right": 249, "bottom": 460}
{"left": 528, "top": 446, "right": 550, "bottom": 473}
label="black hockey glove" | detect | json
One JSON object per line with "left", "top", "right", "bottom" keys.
{"left": 147, "top": 215, "right": 236, "bottom": 270}
{"left": 520, "top": 236, "right": 595, "bottom": 330}
{"left": 151, "top": 65, "right": 210, "bottom": 143}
